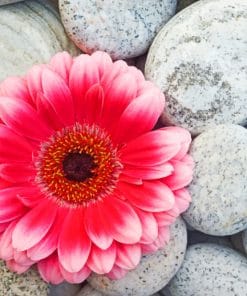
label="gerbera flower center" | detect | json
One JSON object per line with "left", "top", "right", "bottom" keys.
{"left": 36, "top": 123, "right": 122, "bottom": 207}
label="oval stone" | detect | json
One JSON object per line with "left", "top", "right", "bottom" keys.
{"left": 166, "top": 243, "right": 247, "bottom": 296}
{"left": 145, "top": 0, "right": 247, "bottom": 135}
{"left": 59, "top": 0, "right": 177, "bottom": 59}
{"left": 183, "top": 124, "right": 247, "bottom": 235}
{"left": 88, "top": 218, "right": 187, "bottom": 296}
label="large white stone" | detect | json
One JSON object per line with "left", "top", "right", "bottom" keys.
{"left": 145, "top": 0, "right": 247, "bottom": 135}
{"left": 166, "top": 244, "right": 247, "bottom": 296}
{"left": 0, "top": 0, "right": 79, "bottom": 81}
{"left": 88, "top": 218, "right": 187, "bottom": 296}
{"left": 183, "top": 124, "right": 247, "bottom": 235}
{"left": 59, "top": 0, "right": 177, "bottom": 59}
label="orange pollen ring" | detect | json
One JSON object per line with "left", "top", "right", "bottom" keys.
{"left": 35, "top": 123, "right": 123, "bottom": 207}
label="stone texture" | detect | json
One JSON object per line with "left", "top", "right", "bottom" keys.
{"left": 49, "top": 282, "right": 82, "bottom": 296}
{"left": 0, "top": 260, "right": 48, "bottom": 295}
{"left": 0, "top": 0, "right": 79, "bottom": 81}
{"left": 183, "top": 125, "right": 247, "bottom": 235}
{"left": 88, "top": 218, "right": 187, "bottom": 296}
{"left": 145, "top": 0, "right": 247, "bottom": 135}
{"left": 166, "top": 243, "right": 247, "bottom": 296}
{"left": 59, "top": 0, "right": 177, "bottom": 59}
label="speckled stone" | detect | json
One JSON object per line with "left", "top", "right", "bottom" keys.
{"left": 183, "top": 125, "right": 247, "bottom": 236}
{"left": 243, "top": 230, "right": 247, "bottom": 254}
{"left": 0, "top": 0, "right": 24, "bottom": 6}
{"left": 49, "top": 282, "right": 82, "bottom": 296}
{"left": 88, "top": 218, "right": 187, "bottom": 296}
{"left": 0, "top": 260, "right": 48, "bottom": 295}
{"left": 145, "top": 0, "right": 247, "bottom": 135}
{"left": 59, "top": 0, "right": 177, "bottom": 60}
{"left": 0, "top": 0, "right": 79, "bottom": 81}
{"left": 188, "top": 230, "right": 232, "bottom": 248}
{"left": 166, "top": 243, "right": 247, "bottom": 296}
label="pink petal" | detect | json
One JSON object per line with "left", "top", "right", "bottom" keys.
{"left": 16, "top": 186, "right": 44, "bottom": 208}
{"left": 12, "top": 200, "right": 57, "bottom": 251}
{"left": 41, "top": 68, "right": 75, "bottom": 126}
{"left": 58, "top": 209, "right": 91, "bottom": 273}
{"left": 106, "top": 265, "right": 128, "bottom": 280}
{"left": 13, "top": 250, "right": 35, "bottom": 266}
{"left": 101, "top": 197, "right": 142, "bottom": 244}
{"left": 0, "top": 188, "right": 27, "bottom": 223}
{"left": 111, "top": 88, "right": 164, "bottom": 143}
{"left": 91, "top": 51, "right": 113, "bottom": 77}
{"left": 0, "top": 222, "right": 10, "bottom": 233}
{"left": 134, "top": 208, "right": 158, "bottom": 244}
{"left": 38, "top": 253, "right": 64, "bottom": 284}
{"left": 0, "top": 221, "right": 17, "bottom": 260}
{"left": 59, "top": 263, "right": 91, "bottom": 284}
{"left": 0, "top": 77, "right": 32, "bottom": 105}
{"left": 119, "top": 174, "right": 143, "bottom": 185}
{"left": 0, "top": 163, "right": 35, "bottom": 183}
{"left": 27, "top": 208, "right": 67, "bottom": 261}
{"left": 87, "top": 243, "right": 116, "bottom": 274}
{"left": 6, "top": 260, "right": 31, "bottom": 274}
{"left": 162, "top": 160, "right": 193, "bottom": 190}
{"left": 118, "top": 181, "right": 175, "bottom": 212}
{"left": 50, "top": 51, "right": 73, "bottom": 83}
{"left": 115, "top": 243, "right": 141, "bottom": 270}
{"left": 174, "top": 188, "right": 191, "bottom": 214}
{"left": 69, "top": 54, "right": 100, "bottom": 121}
{"left": 153, "top": 226, "right": 170, "bottom": 249}
{"left": 84, "top": 202, "right": 113, "bottom": 250}
{"left": 122, "top": 161, "right": 174, "bottom": 180}
{"left": 83, "top": 84, "right": 104, "bottom": 125}
{"left": 0, "top": 124, "right": 34, "bottom": 162}
{"left": 26, "top": 64, "right": 46, "bottom": 104}
{"left": 0, "top": 97, "right": 52, "bottom": 141}
{"left": 120, "top": 129, "right": 181, "bottom": 166}
{"left": 154, "top": 209, "right": 178, "bottom": 227}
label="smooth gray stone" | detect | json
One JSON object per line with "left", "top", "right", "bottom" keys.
{"left": 183, "top": 125, "right": 247, "bottom": 236}
{"left": 88, "top": 218, "right": 187, "bottom": 296}
{"left": 166, "top": 243, "right": 247, "bottom": 296}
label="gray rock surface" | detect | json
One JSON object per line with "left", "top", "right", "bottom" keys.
{"left": 145, "top": 0, "right": 247, "bottom": 135}
{"left": 59, "top": 0, "right": 177, "bottom": 59}
{"left": 183, "top": 125, "right": 247, "bottom": 235}
{"left": 0, "top": 260, "right": 48, "bottom": 295}
{"left": 166, "top": 243, "right": 247, "bottom": 296}
{"left": 88, "top": 218, "right": 187, "bottom": 296}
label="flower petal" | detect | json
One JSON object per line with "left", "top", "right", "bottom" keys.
{"left": 0, "top": 163, "right": 35, "bottom": 183}
{"left": 87, "top": 243, "right": 116, "bottom": 274}
{"left": 50, "top": 51, "right": 73, "bottom": 83}
{"left": 106, "top": 265, "right": 128, "bottom": 280}
{"left": 0, "top": 221, "right": 16, "bottom": 260}
{"left": 0, "top": 124, "right": 33, "bottom": 162}
{"left": 13, "top": 250, "right": 35, "bottom": 266}
{"left": 120, "top": 129, "right": 181, "bottom": 166}
{"left": 84, "top": 202, "right": 113, "bottom": 250}
{"left": 115, "top": 243, "right": 141, "bottom": 270}
{"left": 174, "top": 188, "right": 191, "bottom": 214}
{"left": 101, "top": 197, "right": 142, "bottom": 244}
{"left": 38, "top": 253, "right": 64, "bottom": 284}
{"left": 118, "top": 181, "right": 175, "bottom": 212}
{"left": 154, "top": 209, "right": 179, "bottom": 227}
{"left": 162, "top": 160, "right": 193, "bottom": 190}
{"left": 58, "top": 209, "right": 91, "bottom": 273}
{"left": 12, "top": 200, "right": 57, "bottom": 251}
{"left": 59, "top": 263, "right": 91, "bottom": 284}
{"left": 6, "top": 260, "right": 31, "bottom": 274}
{"left": 111, "top": 88, "right": 164, "bottom": 143}
{"left": 0, "top": 97, "right": 52, "bottom": 141}
{"left": 41, "top": 68, "right": 75, "bottom": 126}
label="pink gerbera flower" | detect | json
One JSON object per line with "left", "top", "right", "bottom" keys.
{"left": 0, "top": 51, "right": 193, "bottom": 284}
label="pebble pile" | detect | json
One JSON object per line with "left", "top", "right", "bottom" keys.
{"left": 0, "top": 0, "right": 247, "bottom": 295}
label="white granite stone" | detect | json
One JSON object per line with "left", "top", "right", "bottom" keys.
{"left": 145, "top": 0, "right": 247, "bottom": 135}
{"left": 88, "top": 218, "right": 187, "bottom": 296}
{"left": 0, "top": 0, "right": 79, "bottom": 81}
{"left": 0, "top": 260, "right": 48, "bottom": 295}
{"left": 59, "top": 0, "right": 177, "bottom": 59}
{"left": 183, "top": 125, "right": 247, "bottom": 235}
{"left": 166, "top": 243, "right": 247, "bottom": 296}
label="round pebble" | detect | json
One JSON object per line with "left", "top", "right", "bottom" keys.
{"left": 145, "top": 0, "right": 247, "bottom": 135}
{"left": 0, "top": 260, "right": 48, "bottom": 295}
{"left": 59, "top": 0, "right": 177, "bottom": 59}
{"left": 243, "top": 230, "right": 247, "bottom": 254}
{"left": 88, "top": 218, "right": 187, "bottom": 296}
{"left": 0, "top": 0, "right": 79, "bottom": 81}
{"left": 183, "top": 125, "right": 247, "bottom": 235}
{"left": 166, "top": 243, "right": 247, "bottom": 296}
